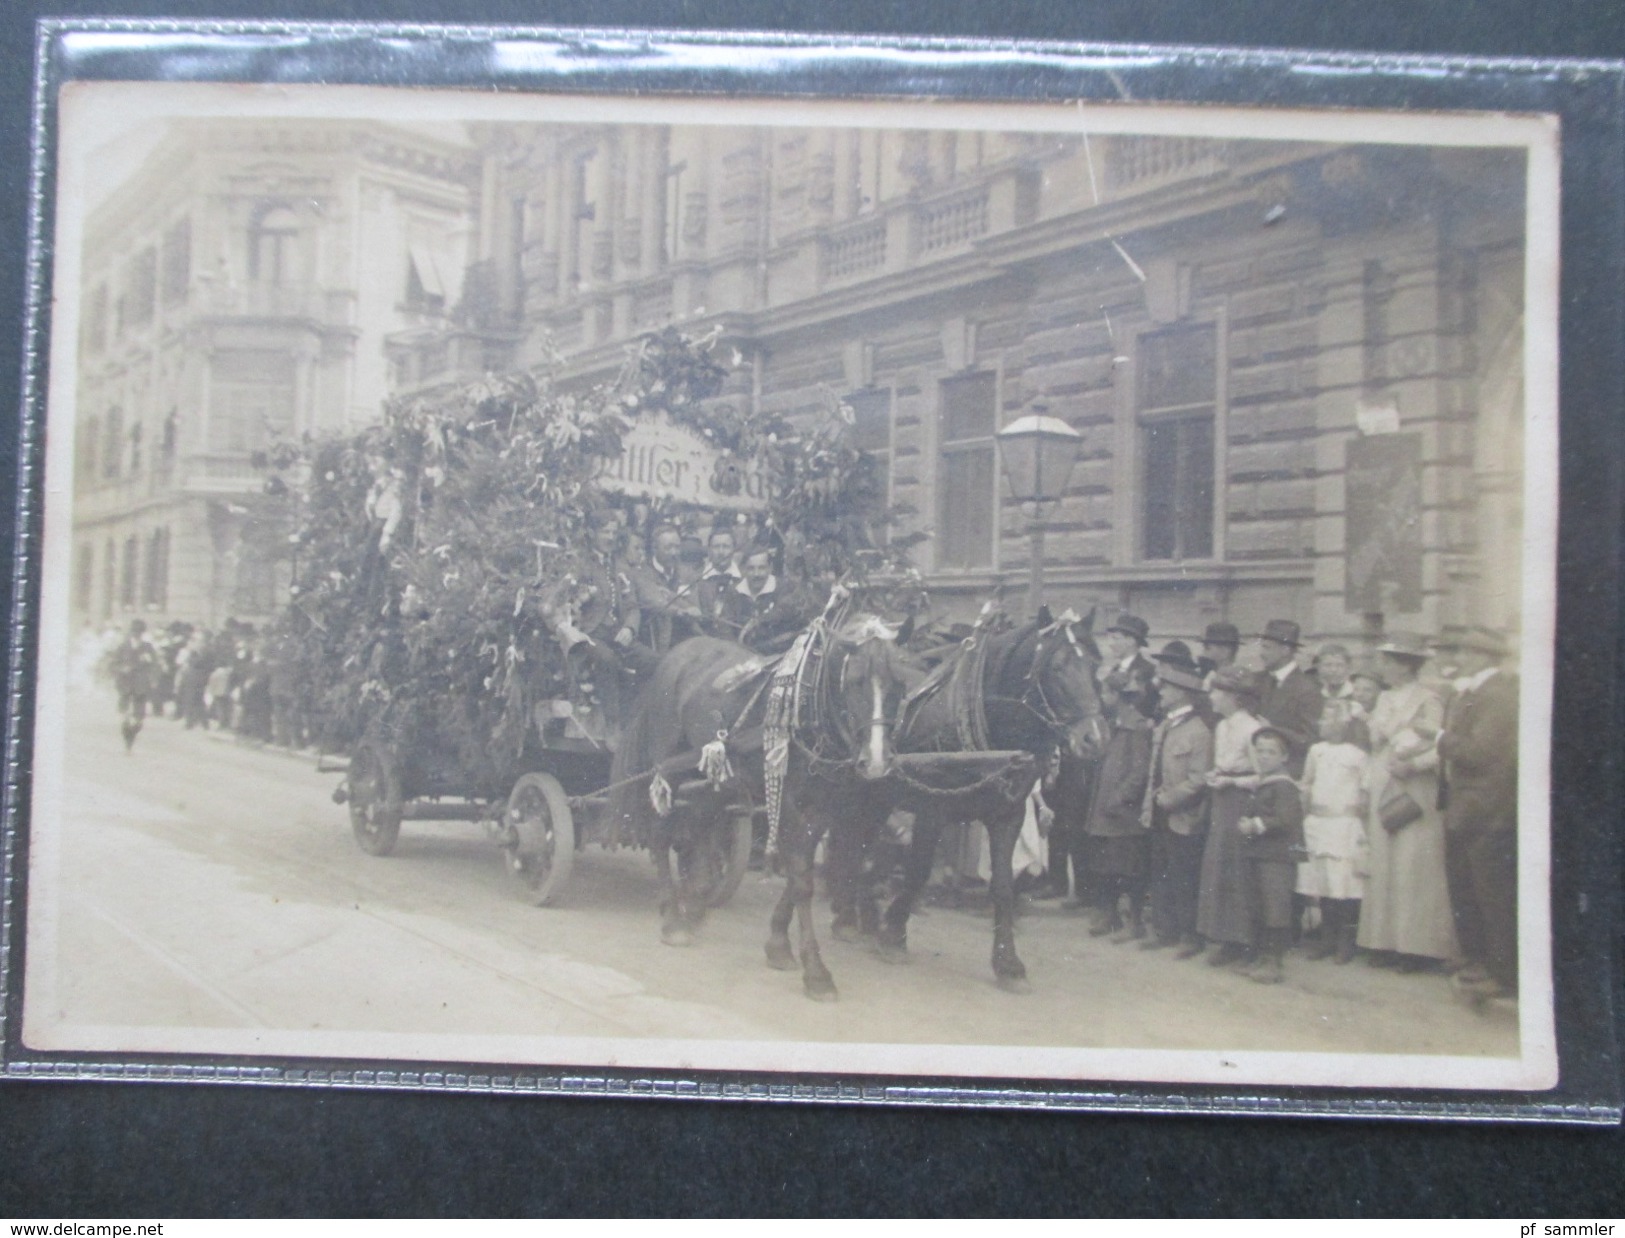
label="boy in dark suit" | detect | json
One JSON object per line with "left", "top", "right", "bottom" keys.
{"left": 1237, "top": 727, "right": 1305, "bottom": 985}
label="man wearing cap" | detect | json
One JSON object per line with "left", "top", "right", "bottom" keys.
{"left": 1101, "top": 612, "right": 1158, "bottom": 719}
{"left": 1436, "top": 625, "right": 1520, "bottom": 1000}
{"left": 1141, "top": 647, "right": 1214, "bottom": 954}
{"left": 1253, "top": 619, "right": 1323, "bottom": 778}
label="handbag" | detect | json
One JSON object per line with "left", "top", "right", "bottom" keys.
{"left": 1378, "top": 780, "right": 1425, "bottom": 833}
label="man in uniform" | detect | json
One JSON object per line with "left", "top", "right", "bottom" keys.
{"left": 633, "top": 522, "right": 702, "bottom": 654}
{"left": 722, "top": 547, "right": 809, "bottom": 654}
{"left": 1141, "top": 652, "right": 1214, "bottom": 956}
{"left": 1436, "top": 625, "right": 1520, "bottom": 1002}
{"left": 696, "top": 526, "right": 744, "bottom": 636}
{"left": 1253, "top": 619, "right": 1322, "bottom": 778}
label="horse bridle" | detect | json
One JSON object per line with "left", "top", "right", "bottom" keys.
{"left": 989, "top": 627, "right": 1101, "bottom": 743}
{"left": 827, "top": 638, "right": 897, "bottom": 757}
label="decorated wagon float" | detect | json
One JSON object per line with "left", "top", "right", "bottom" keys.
{"left": 257, "top": 328, "right": 923, "bottom": 918}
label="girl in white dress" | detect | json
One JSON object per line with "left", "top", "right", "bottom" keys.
{"left": 1296, "top": 700, "right": 1369, "bottom": 963}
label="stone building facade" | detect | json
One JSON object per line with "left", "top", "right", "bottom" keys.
{"left": 398, "top": 121, "right": 1527, "bottom": 649}
{"left": 71, "top": 119, "right": 479, "bottom": 628}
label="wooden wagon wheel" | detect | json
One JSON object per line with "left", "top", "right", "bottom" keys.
{"left": 503, "top": 771, "right": 575, "bottom": 906}
{"left": 677, "top": 797, "right": 756, "bottom": 909}
{"left": 348, "top": 738, "right": 403, "bottom": 857}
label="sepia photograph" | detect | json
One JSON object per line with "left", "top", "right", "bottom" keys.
{"left": 20, "top": 77, "right": 1558, "bottom": 1095}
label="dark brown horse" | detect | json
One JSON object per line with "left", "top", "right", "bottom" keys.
{"left": 758, "top": 612, "right": 917, "bottom": 999}
{"left": 872, "top": 607, "right": 1107, "bottom": 990}
{"left": 608, "top": 610, "right": 911, "bottom": 967}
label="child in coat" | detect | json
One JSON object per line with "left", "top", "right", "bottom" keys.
{"left": 1236, "top": 727, "right": 1306, "bottom": 985}
{"left": 1296, "top": 701, "right": 1370, "bottom": 963}
{"left": 1084, "top": 670, "right": 1155, "bottom": 942}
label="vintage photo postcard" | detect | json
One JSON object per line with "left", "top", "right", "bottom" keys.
{"left": 18, "top": 73, "right": 1561, "bottom": 1099}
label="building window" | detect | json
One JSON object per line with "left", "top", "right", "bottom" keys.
{"left": 74, "top": 543, "right": 93, "bottom": 613}
{"left": 79, "top": 416, "right": 100, "bottom": 486}
{"left": 847, "top": 386, "right": 893, "bottom": 532}
{"left": 102, "top": 538, "right": 115, "bottom": 618}
{"left": 844, "top": 131, "right": 887, "bottom": 216}
{"left": 568, "top": 148, "right": 600, "bottom": 292}
{"left": 249, "top": 204, "right": 300, "bottom": 285}
{"left": 209, "top": 351, "right": 296, "bottom": 454}
{"left": 159, "top": 409, "right": 178, "bottom": 467}
{"left": 405, "top": 243, "right": 448, "bottom": 315}
{"left": 142, "top": 527, "right": 169, "bottom": 609}
{"left": 124, "top": 248, "right": 157, "bottom": 332}
{"left": 101, "top": 408, "right": 124, "bottom": 480}
{"left": 662, "top": 154, "right": 685, "bottom": 266}
{"left": 128, "top": 420, "right": 143, "bottom": 476}
{"left": 508, "top": 194, "right": 528, "bottom": 313}
{"left": 937, "top": 371, "right": 997, "bottom": 570}
{"left": 120, "top": 535, "right": 139, "bottom": 608}
{"left": 161, "top": 217, "right": 191, "bottom": 307}
{"left": 1139, "top": 323, "right": 1218, "bottom": 562}
{"left": 85, "top": 284, "right": 108, "bottom": 353}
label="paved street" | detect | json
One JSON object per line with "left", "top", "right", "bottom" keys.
{"left": 27, "top": 691, "right": 1519, "bottom": 1076}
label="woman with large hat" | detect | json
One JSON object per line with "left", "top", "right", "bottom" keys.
{"left": 1193, "top": 665, "right": 1269, "bottom": 967}
{"left": 1355, "top": 632, "right": 1459, "bottom": 971}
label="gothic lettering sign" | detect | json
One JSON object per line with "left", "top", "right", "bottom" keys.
{"left": 595, "top": 412, "right": 772, "bottom": 511}
{"left": 1345, "top": 431, "right": 1423, "bottom": 613}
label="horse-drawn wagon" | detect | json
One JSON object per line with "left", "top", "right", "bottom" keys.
{"left": 335, "top": 690, "right": 755, "bottom": 910}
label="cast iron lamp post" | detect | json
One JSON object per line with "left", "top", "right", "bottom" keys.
{"left": 995, "top": 406, "right": 1082, "bottom": 616}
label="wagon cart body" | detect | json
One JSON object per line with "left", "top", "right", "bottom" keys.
{"left": 334, "top": 696, "right": 755, "bottom": 909}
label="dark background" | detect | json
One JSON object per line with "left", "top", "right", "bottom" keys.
{"left": 3, "top": 0, "right": 1623, "bottom": 1218}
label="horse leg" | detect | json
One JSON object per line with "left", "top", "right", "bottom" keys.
{"left": 764, "top": 811, "right": 798, "bottom": 970}
{"left": 653, "top": 819, "right": 693, "bottom": 948}
{"left": 987, "top": 812, "right": 1030, "bottom": 990}
{"left": 791, "top": 825, "right": 837, "bottom": 1001}
{"left": 856, "top": 827, "right": 886, "bottom": 942}
{"left": 879, "top": 816, "right": 941, "bottom": 964}
{"left": 827, "top": 807, "right": 863, "bottom": 943}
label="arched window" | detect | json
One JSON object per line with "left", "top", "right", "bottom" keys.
{"left": 249, "top": 204, "right": 300, "bottom": 285}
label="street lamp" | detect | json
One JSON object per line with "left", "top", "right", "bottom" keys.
{"left": 995, "top": 405, "right": 1082, "bottom": 616}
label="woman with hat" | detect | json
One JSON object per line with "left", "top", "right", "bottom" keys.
{"left": 1194, "top": 665, "right": 1268, "bottom": 968}
{"left": 1355, "top": 632, "right": 1459, "bottom": 972}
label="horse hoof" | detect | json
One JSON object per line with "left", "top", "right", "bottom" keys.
{"left": 804, "top": 976, "right": 839, "bottom": 1002}
{"left": 996, "top": 974, "right": 1032, "bottom": 994}
{"left": 877, "top": 941, "right": 909, "bottom": 965}
{"left": 662, "top": 926, "right": 694, "bottom": 948}
{"left": 765, "top": 940, "right": 796, "bottom": 971}
{"left": 831, "top": 921, "right": 862, "bottom": 944}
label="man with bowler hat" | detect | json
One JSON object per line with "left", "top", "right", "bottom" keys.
{"left": 1436, "top": 625, "right": 1520, "bottom": 1001}
{"left": 1197, "top": 621, "right": 1241, "bottom": 685}
{"left": 1101, "top": 612, "right": 1158, "bottom": 719}
{"left": 1254, "top": 619, "right": 1323, "bottom": 778}
{"left": 1141, "top": 646, "right": 1214, "bottom": 955}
